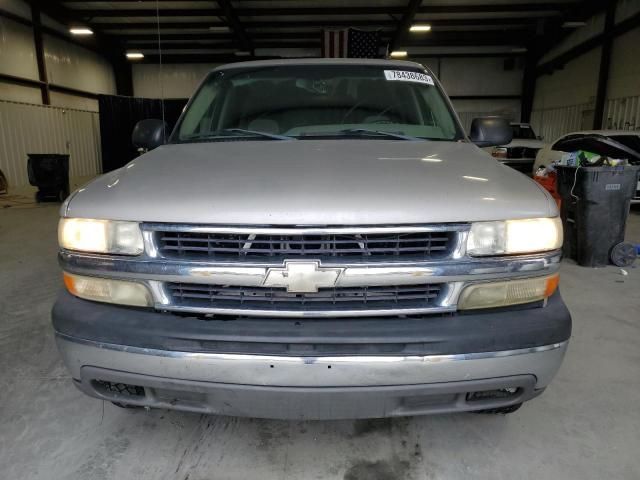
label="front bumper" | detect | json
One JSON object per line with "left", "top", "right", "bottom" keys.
{"left": 53, "top": 290, "right": 571, "bottom": 419}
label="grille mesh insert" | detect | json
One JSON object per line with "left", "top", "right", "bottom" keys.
{"left": 156, "top": 231, "right": 455, "bottom": 259}
{"left": 167, "top": 283, "right": 443, "bottom": 311}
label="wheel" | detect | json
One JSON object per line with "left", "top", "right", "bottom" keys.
{"left": 473, "top": 403, "right": 523, "bottom": 415}
{"left": 610, "top": 242, "right": 637, "bottom": 267}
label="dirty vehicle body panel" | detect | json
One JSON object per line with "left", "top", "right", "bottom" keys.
{"left": 53, "top": 59, "right": 571, "bottom": 419}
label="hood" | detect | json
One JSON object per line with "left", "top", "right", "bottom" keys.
{"left": 66, "top": 140, "right": 555, "bottom": 224}
{"left": 504, "top": 139, "right": 546, "bottom": 149}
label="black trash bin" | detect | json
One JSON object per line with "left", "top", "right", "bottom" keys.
{"left": 27, "top": 153, "right": 70, "bottom": 203}
{"left": 556, "top": 165, "right": 640, "bottom": 267}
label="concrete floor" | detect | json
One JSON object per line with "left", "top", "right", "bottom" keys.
{"left": 1, "top": 203, "right": 639, "bottom": 480}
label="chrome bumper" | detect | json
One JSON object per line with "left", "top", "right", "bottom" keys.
{"left": 59, "top": 249, "right": 562, "bottom": 317}
{"left": 56, "top": 333, "right": 568, "bottom": 418}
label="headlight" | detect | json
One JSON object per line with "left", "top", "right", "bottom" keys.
{"left": 491, "top": 147, "right": 508, "bottom": 159}
{"left": 467, "top": 217, "right": 562, "bottom": 256}
{"left": 63, "top": 272, "right": 153, "bottom": 307}
{"left": 458, "top": 274, "right": 559, "bottom": 310}
{"left": 59, "top": 218, "right": 144, "bottom": 255}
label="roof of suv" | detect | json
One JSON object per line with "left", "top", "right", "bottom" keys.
{"left": 212, "top": 58, "right": 429, "bottom": 72}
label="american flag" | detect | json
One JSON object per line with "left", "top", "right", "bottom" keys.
{"left": 322, "top": 29, "right": 348, "bottom": 58}
{"left": 322, "top": 29, "right": 381, "bottom": 58}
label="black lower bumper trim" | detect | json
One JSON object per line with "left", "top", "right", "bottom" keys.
{"left": 52, "top": 289, "right": 571, "bottom": 356}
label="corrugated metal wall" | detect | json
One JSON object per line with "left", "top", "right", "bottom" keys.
{"left": 0, "top": 100, "right": 101, "bottom": 190}
{"left": 604, "top": 96, "right": 640, "bottom": 130}
{"left": 530, "top": 95, "right": 640, "bottom": 143}
{"left": 530, "top": 103, "right": 592, "bottom": 142}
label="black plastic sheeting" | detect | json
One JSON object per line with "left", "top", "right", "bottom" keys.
{"left": 98, "top": 95, "right": 187, "bottom": 172}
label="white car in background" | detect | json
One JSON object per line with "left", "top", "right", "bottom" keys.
{"left": 533, "top": 130, "right": 640, "bottom": 204}
{"left": 489, "top": 123, "right": 546, "bottom": 174}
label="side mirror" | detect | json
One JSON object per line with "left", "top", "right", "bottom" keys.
{"left": 469, "top": 117, "right": 512, "bottom": 148}
{"left": 132, "top": 119, "right": 168, "bottom": 152}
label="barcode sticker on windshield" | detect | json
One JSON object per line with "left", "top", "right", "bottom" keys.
{"left": 384, "top": 70, "right": 434, "bottom": 85}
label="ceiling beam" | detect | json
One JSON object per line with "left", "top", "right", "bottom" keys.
{"left": 126, "top": 41, "right": 321, "bottom": 50}
{"left": 131, "top": 51, "right": 527, "bottom": 65}
{"left": 116, "top": 32, "right": 355, "bottom": 42}
{"left": 136, "top": 50, "right": 527, "bottom": 64}
{"left": 137, "top": 53, "right": 279, "bottom": 64}
{"left": 119, "top": 32, "right": 378, "bottom": 41}
{"left": 94, "top": 18, "right": 537, "bottom": 30}
{"left": 529, "top": 0, "right": 614, "bottom": 75}
{"left": 125, "top": 31, "right": 530, "bottom": 48}
{"left": 592, "top": 0, "right": 616, "bottom": 129}
{"left": 24, "top": 0, "right": 126, "bottom": 56}
{"left": 0, "top": 5, "right": 110, "bottom": 56}
{"left": 389, "top": 0, "right": 429, "bottom": 53}
{"left": 31, "top": 4, "right": 50, "bottom": 104}
{"left": 119, "top": 30, "right": 530, "bottom": 50}
{"left": 536, "top": 10, "right": 640, "bottom": 76}
{"left": 61, "top": 3, "right": 577, "bottom": 16}
{"left": 216, "top": 0, "right": 251, "bottom": 50}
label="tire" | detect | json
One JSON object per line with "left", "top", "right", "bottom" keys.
{"left": 473, "top": 403, "right": 523, "bottom": 415}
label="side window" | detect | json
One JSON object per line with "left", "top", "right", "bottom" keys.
{"left": 416, "top": 86, "right": 457, "bottom": 138}
{"left": 551, "top": 137, "right": 565, "bottom": 150}
{"left": 178, "top": 79, "right": 222, "bottom": 138}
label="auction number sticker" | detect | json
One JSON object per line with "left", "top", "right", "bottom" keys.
{"left": 384, "top": 70, "right": 434, "bottom": 85}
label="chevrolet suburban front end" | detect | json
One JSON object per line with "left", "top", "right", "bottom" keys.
{"left": 52, "top": 59, "right": 571, "bottom": 419}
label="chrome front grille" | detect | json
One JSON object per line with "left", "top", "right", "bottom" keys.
{"left": 154, "top": 228, "right": 456, "bottom": 259}
{"left": 141, "top": 224, "right": 466, "bottom": 316}
{"left": 167, "top": 282, "right": 444, "bottom": 314}
{"left": 61, "top": 222, "right": 562, "bottom": 318}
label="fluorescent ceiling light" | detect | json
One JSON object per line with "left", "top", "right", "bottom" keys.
{"left": 511, "top": 47, "right": 528, "bottom": 53}
{"left": 390, "top": 51, "right": 408, "bottom": 58}
{"left": 69, "top": 27, "right": 93, "bottom": 35}
{"left": 126, "top": 52, "right": 144, "bottom": 60}
{"left": 209, "top": 26, "right": 230, "bottom": 32}
{"left": 234, "top": 51, "right": 252, "bottom": 56}
{"left": 410, "top": 24, "right": 432, "bottom": 32}
{"left": 562, "top": 21, "right": 587, "bottom": 28}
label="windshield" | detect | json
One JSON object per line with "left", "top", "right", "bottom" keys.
{"left": 511, "top": 124, "right": 537, "bottom": 140}
{"left": 172, "top": 64, "right": 463, "bottom": 142}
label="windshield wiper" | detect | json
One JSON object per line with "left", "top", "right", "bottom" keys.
{"left": 183, "top": 129, "right": 295, "bottom": 142}
{"left": 220, "top": 128, "right": 295, "bottom": 140}
{"left": 338, "top": 128, "right": 426, "bottom": 141}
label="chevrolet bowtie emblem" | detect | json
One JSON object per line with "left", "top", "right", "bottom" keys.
{"left": 263, "top": 261, "right": 344, "bottom": 293}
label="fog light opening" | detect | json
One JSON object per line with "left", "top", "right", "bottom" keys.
{"left": 466, "top": 388, "right": 521, "bottom": 402}
{"left": 93, "top": 380, "right": 146, "bottom": 398}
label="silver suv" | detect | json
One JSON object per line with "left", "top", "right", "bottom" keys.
{"left": 52, "top": 59, "right": 570, "bottom": 419}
